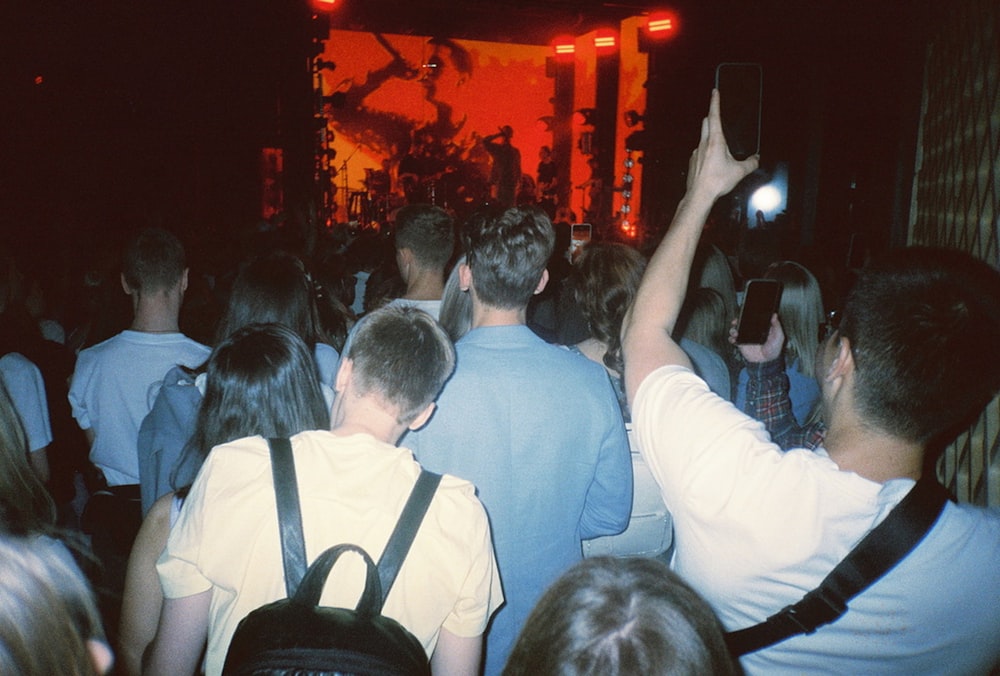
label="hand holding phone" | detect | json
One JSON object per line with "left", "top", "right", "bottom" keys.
{"left": 736, "top": 279, "right": 782, "bottom": 344}
{"left": 715, "top": 63, "right": 762, "bottom": 160}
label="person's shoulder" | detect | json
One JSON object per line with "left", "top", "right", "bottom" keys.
{"left": 429, "top": 472, "right": 490, "bottom": 523}
{"left": 0, "top": 351, "right": 40, "bottom": 378}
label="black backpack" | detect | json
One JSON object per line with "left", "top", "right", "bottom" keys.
{"left": 222, "top": 437, "right": 440, "bottom": 676}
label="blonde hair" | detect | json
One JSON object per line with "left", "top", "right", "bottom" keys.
{"left": 0, "top": 378, "right": 56, "bottom": 536}
{"left": 0, "top": 534, "right": 106, "bottom": 675}
{"left": 765, "top": 261, "right": 825, "bottom": 379}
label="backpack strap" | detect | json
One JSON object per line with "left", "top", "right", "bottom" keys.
{"left": 725, "top": 475, "right": 950, "bottom": 657}
{"left": 375, "top": 469, "right": 442, "bottom": 611}
{"left": 268, "top": 437, "right": 308, "bottom": 597}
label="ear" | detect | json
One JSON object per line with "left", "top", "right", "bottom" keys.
{"left": 120, "top": 272, "right": 132, "bottom": 295}
{"left": 533, "top": 268, "right": 550, "bottom": 295}
{"left": 334, "top": 358, "right": 354, "bottom": 394}
{"left": 825, "top": 336, "right": 855, "bottom": 382}
{"left": 407, "top": 402, "right": 436, "bottom": 431}
{"left": 87, "top": 639, "right": 114, "bottom": 675}
{"left": 181, "top": 268, "right": 189, "bottom": 293}
{"left": 458, "top": 262, "right": 473, "bottom": 292}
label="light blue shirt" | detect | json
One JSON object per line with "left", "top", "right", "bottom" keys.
{"left": 405, "top": 325, "right": 632, "bottom": 676}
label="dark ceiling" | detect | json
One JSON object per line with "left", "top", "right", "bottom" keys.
{"left": 327, "top": 0, "right": 670, "bottom": 45}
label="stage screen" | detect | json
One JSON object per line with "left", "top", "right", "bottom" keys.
{"left": 319, "top": 31, "right": 553, "bottom": 220}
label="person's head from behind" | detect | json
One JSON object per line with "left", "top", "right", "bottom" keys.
{"left": 190, "top": 323, "right": 330, "bottom": 458}
{"left": 0, "top": 534, "right": 113, "bottom": 675}
{"left": 503, "top": 557, "right": 734, "bottom": 676}
{"left": 571, "top": 243, "right": 646, "bottom": 375}
{"left": 339, "top": 305, "right": 455, "bottom": 429}
{"left": 675, "top": 287, "right": 731, "bottom": 361}
{"left": 0, "top": 380, "right": 55, "bottom": 537}
{"left": 690, "top": 243, "right": 737, "bottom": 324}
{"left": 121, "top": 227, "right": 187, "bottom": 296}
{"left": 394, "top": 204, "right": 455, "bottom": 277}
{"left": 835, "top": 247, "right": 1000, "bottom": 451}
{"left": 461, "top": 206, "right": 554, "bottom": 311}
{"left": 216, "top": 252, "right": 322, "bottom": 349}
{"left": 765, "top": 260, "right": 825, "bottom": 379}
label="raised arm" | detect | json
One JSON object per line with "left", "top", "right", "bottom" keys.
{"left": 622, "top": 90, "right": 758, "bottom": 406}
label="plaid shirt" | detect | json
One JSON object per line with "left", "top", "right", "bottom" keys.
{"left": 744, "top": 355, "right": 826, "bottom": 451}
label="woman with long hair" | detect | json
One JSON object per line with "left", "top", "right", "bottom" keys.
{"left": 734, "top": 260, "right": 824, "bottom": 425}
{"left": 119, "top": 323, "right": 330, "bottom": 675}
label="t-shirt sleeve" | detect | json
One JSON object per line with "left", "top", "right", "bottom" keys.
{"left": 67, "top": 351, "right": 95, "bottom": 431}
{"left": 579, "top": 383, "right": 633, "bottom": 539}
{"left": 156, "top": 455, "right": 214, "bottom": 599}
{"left": 632, "top": 365, "right": 779, "bottom": 516}
{"left": 2, "top": 354, "right": 54, "bottom": 452}
{"left": 440, "top": 493, "right": 504, "bottom": 638}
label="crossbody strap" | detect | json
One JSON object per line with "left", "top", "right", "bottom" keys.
{"left": 725, "top": 475, "right": 950, "bottom": 657}
{"left": 375, "top": 469, "right": 442, "bottom": 611}
{"left": 268, "top": 437, "right": 308, "bottom": 597}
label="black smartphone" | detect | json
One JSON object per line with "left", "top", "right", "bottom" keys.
{"left": 736, "top": 279, "right": 782, "bottom": 344}
{"left": 715, "top": 62, "right": 762, "bottom": 160}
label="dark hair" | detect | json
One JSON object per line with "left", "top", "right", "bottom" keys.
{"left": 571, "top": 243, "right": 646, "bottom": 375}
{"left": 187, "top": 323, "right": 330, "bottom": 463}
{"left": 394, "top": 204, "right": 455, "bottom": 270}
{"left": 121, "top": 228, "right": 186, "bottom": 293}
{"left": 215, "top": 253, "right": 322, "bottom": 350}
{"left": 504, "top": 557, "right": 735, "bottom": 676}
{"left": 675, "top": 287, "right": 731, "bottom": 363}
{"left": 839, "top": 247, "right": 1000, "bottom": 448}
{"left": 462, "top": 206, "right": 554, "bottom": 310}
{"left": 347, "top": 305, "right": 455, "bottom": 424}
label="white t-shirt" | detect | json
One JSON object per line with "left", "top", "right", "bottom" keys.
{"left": 69, "top": 330, "right": 209, "bottom": 485}
{"left": 387, "top": 297, "right": 443, "bottom": 321}
{"left": 633, "top": 365, "right": 1000, "bottom": 675}
{"left": 158, "top": 430, "right": 503, "bottom": 676}
{"left": 0, "top": 352, "right": 53, "bottom": 453}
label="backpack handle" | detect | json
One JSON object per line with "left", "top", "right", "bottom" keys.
{"left": 293, "top": 543, "right": 383, "bottom": 620}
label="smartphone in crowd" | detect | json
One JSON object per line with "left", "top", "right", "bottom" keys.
{"left": 569, "top": 223, "right": 591, "bottom": 261}
{"left": 736, "top": 279, "right": 782, "bottom": 344}
{"left": 715, "top": 62, "right": 762, "bottom": 160}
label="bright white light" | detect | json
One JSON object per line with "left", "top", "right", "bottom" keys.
{"left": 751, "top": 185, "right": 782, "bottom": 214}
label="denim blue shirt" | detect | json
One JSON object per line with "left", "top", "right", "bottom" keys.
{"left": 404, "top": 325, "right": 632, "bottom": 675}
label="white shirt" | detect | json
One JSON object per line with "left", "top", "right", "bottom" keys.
{"left": 0, "top": 352, "right": 53, "bottom": 453}
{"left": 633, "top": 365, "right": 1000, "bottom": 675}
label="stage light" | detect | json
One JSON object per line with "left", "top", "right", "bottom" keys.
{"left": 552, "top": 35, "right": 576, "bottom": 57}
{"left": 594, "top": 29, "right": 617, "bottom": 50}
{"left": 647, "top": 11, "right": 679, "bottom": 36}
{"left": 311, "top": 0, "right": 338, "bottom": 9}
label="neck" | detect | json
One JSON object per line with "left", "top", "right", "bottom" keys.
{"left": 130, "top": 291, "right": 181, "bottom": 334}
{"left": 331, "top": 395, "right": 407, "bottom": 445}
{"left": 403, "top": 267, "right": 445, "bottom": 302}
{"left": 824, "top": 419, "right": 925, "bottom": 483}
{"left": 471, "top": 301, "right": 526, "bottom": 329}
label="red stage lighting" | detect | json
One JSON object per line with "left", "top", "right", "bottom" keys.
{"left": 552, "top": 35, "right": 576, "bottom": 58}
{"left": 311, "top": 0, "right": 338, "bottom": 9}
{"left": 594, "top": 29, "right": 617, "bottom": 51}
{"left": 647, "top": 11, "right": 679, "bottom": 38}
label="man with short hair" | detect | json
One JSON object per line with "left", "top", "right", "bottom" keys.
{"left": 388, "top": 204, "right": 455, "bottom": 320}
{"left": 622, "top": 90, "right": 1000, "bottom": 674}
{"left": 148, "top": 307, "right": 502, "bottom": 676}
{"left": 69, "top": 228, "right": 209, "bottom": 488}
{"left": 406, "top": 206, "right": 633, "bottom": 675}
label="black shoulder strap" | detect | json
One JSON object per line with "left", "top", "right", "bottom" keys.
{"left": 268, "top": 437, "right": 308, "bottom": 597}
{"left": 725, "top": 475, "right": 950, "bottom": 657}
{"left": 375, "top": 469, "right": 442, "bottom": 611}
